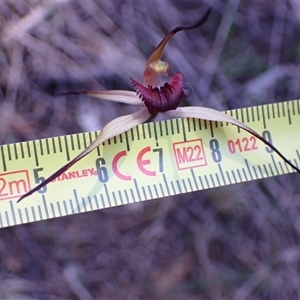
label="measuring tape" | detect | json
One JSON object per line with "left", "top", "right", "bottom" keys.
{"left": 0, "top": 99, "right": 299, "bottom": 228}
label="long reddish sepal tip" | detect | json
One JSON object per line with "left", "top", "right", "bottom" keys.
{"left": 17, "top": 158, "right": 80, "bottom": 203}
{"left": 55, "top": 91, "right": 88, "bottom": 97}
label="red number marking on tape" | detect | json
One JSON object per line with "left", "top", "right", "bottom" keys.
{"left": 0, "top": 170, "right": 31, "bottom": 201}
{"left": 228, "top": 136, "right": 258, "bottom": 154}
{"left": 173, "top": 139, "right": 207, "bottom": 170}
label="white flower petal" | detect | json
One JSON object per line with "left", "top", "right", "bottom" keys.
{"left": 18, "top": 106, "right": 151, "bottom": 202}
{"left": 87, "top": 90, "right": 141, "bottom": 105}
{"left": 165, "top": 106, "right": 300, "bottom": 173}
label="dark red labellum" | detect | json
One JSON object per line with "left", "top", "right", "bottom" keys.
{"left": 131, "top": 73, "right": 185, "bottom": 114}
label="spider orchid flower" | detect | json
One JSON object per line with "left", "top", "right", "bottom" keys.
{"left": 18, "top": 7, "right": 300, "bottom": 202}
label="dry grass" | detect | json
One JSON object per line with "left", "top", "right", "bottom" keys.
{"left": 1, "top": 1, "right": 300, "bottom": 299}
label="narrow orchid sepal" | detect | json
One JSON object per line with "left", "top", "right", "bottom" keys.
{"left": 17, "top": 106, "right": 151, "bottom": 202}
{"left": 58, "top": 90, "right": 141, "bottom": 105}
{"left": 165, "top": 107, "right": 300, "bottom": 174}
{"left": 142, "top": 7, "right": 211, "bottom": 86}
{"left": 87, "top": 90, "right": 141, "bottom": 105}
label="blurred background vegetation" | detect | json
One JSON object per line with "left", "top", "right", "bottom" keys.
{"left": 1, "top": 1, "right": 300, "bottom": 299}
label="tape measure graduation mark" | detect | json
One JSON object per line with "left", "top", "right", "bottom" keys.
{"left": 0, "top": 99, "right": 299, "bottom": 228}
